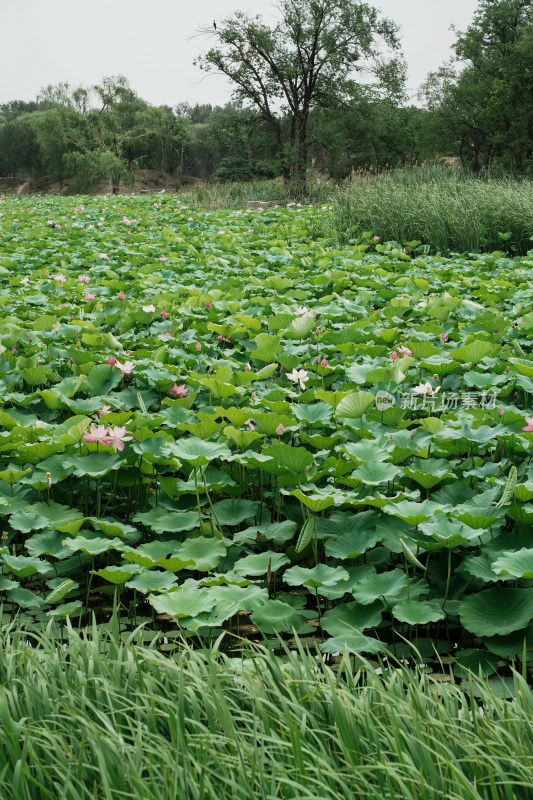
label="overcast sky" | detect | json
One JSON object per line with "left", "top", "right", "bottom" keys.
{"left": 1, "top": 0, "right": 479, "bottom": 108}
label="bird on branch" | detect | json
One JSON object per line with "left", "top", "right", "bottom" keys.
{"left": 213, "top": 20, "right": 217, "bottom": 30}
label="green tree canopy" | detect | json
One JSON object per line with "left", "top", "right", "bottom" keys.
{"left": 197, "top": 0, "right": 405, "bottom": 192}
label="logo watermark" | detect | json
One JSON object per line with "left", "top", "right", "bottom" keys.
{"left": 376, "top": 390, "right": 499, "bottom": 412}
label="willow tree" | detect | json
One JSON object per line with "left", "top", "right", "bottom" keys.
{"left": 197, "top": 0, "right": 404, "bottom": 192}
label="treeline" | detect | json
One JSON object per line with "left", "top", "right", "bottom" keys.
{"left": 0, "top": 0, "right": 532, "bottom": 189}
{"left": 0, "top": 83, "right": 445, "bottom": 187}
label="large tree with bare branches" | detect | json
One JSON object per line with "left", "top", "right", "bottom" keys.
{"left": 196, "top": 0, "right": 405, "bottom": 192}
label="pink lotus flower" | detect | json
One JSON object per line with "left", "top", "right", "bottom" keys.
{"left": 83, "top": 424, "right": 110, "bottom": 446}
{"left": 106, "top": 425, "right": 133, "bottom": 451}
{"left": 96, "top": 405, "right": 112, "bottom": 417}
{"left": 373, "top": 235, "right": 380, "bottom": 241}
{"left": 54, "top": 274, "right": 66, "bottom": 283}
{"left": 244, "top": 419, "right": 255, "bottom": 430}
{"left": 389, "top": 351, "right": 399, "bottom": 361}
{"left": 397, "top": 345, "right": 413, "bottom": 357}
{"left": 522, "top": 417, "right": 533, "bottom": 432}
{"left": 107, "top": 356, "right": 117, "bottom": 366}
{"left": 117, "top": 291, "right": 126, "bottom": 300}
{"left": 85, "top": 293, "right": 96, "bottom": 301}
{"left": 161, "top": 310, "right": 168, "bottom": 318}
{"left": 115, "top": 359, "right": 134, "bottom": 376}
{"left": 159, "top": 256, "right": 167, "bottom": 261}
{"left": 78, "top": 275, "right": 90, "bottom": 284}
{"left": 169, "top": 383, "right": 188, "bottom": 398}
{"left": 276, "top": 423, "right": 284, "bottom": 436}
{"left": 440, "top": 333, "right": 448, "bottom": 342}
{"left": 294, "top": 305, "right": 314, "bottom": 318}
{"left": 99, "top": 253, "right": 108, "bottom": 259}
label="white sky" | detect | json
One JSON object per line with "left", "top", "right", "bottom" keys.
{"left": 0, "top": 0, "right": 479, "bottom": 107}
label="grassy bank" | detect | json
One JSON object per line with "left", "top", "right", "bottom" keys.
{"left": 180, "top": 165, "right": 533, "bottom": 254}
{"left": 1, "top": 620, "right": 532, "bottom": 800}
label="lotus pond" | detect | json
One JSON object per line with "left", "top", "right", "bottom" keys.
{"left": 0, "top": 194, "right": 532, "bottom": 676}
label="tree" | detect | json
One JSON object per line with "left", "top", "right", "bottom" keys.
{"left": 196, "top": 0, "right": 404, "bottom": 193}
{"left": 422, "top": 0, "right": 533, "bottom": 172}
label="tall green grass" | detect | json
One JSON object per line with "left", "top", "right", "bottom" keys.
{"left": 1, "top": 618, "right": 532, "bottom": 799}
{"left": 180, "top": 177, "right": 334, "bottom": 209}
{"left": 320, "top": 164, "right": 533, "bottom": 255}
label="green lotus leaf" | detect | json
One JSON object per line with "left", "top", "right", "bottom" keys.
{"left": 149, "top": 587, "right": 216, "bottom": 619}
{"left": 251, "top": 600, "right": 305, "bottom": 633}
{"left": 335, "top": 391, "right": 375, "bottom": 419}
{"left": 48, "top": 600, "right": 83, "bottom": 617}
{"left": 2, "top": 554, "right": 48, "bottom": 579}
{"left": 125, "top": 570, "right": 178, "bottom": 594}
{"left": 262, "top": 443, "right": 314, "bottom": 475}
{"left": 492, "top": 548, "right": 533, "bottom": 579}
{"left": 8, "top": 510, "right": 50, "bottom": 534}
{"left": 5, "top": 586, "right": 46, "bottom": 610}
{"left": 325, "top": 528, "right": 381, "bottom": 559}
{"left": 175, "top": 536, "right": 226, "bottom": 572}
{"left": 165, "top": 437, "right": 231, "bottom": 466}
{"left": 211, "top": 498, "right": 261, "bottom": 526}
{"left": 233, "top": 550, "right": 289, "bottom": 577}
{"left": 451, "top": 339, "right": 499, "bottom": 364}
{"left": 383, "top": 500, "right": 443, "bottom": 526}
{"left": 45, "top": 579, "right": 75, "bottom": 604}
{"left": 25, "top": 530, "right": 73, "bottom": 560}
{"left": 91, "top": 564, "right": 145, "bottom": 585}
{"left": 122, "top": 541, "right": 194, "bottom": 571}
{"left": 319, "top": 632, "right": 385, "bottom": 655}
{"left": 321, "top": 600, "right": 383, "bottom": 636}
{"left": 284, "top": 563, "right": 349, "bottom": 590}
{"left": 351, "top": 568, "right": 407, "bottom": 605}
{"left": 392, "top": 599, "right": 445, "bottom": 625}
{"left": 460, "top": 588, "right": 533, "bottom": 637}
{"left": 65, "top": 453, "right": 123, "bottom": 478}
{"left": 350, "top": 461, "right": 402, "bottom": 486}
{"left": 453, "top": 649, "right": 499, "bottom": 678}
{"left": 293, "top": 402, "right": 333, "bottom": 425}
{"left": 63, "top": 535, "right": 123, "bottom": 556}
{"left": 132, "top": 509, "right": 200, "bottom": 535}
{"left": 87, "top": 363, "right": 122, "bottom": 396}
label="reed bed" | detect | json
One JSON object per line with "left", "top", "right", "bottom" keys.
{"left": 1, "top": 619, "right": 532, "bottom": 799}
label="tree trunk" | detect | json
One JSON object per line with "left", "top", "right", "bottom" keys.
{"left": 296, "top": 120, "right": 308, "bottom": 196}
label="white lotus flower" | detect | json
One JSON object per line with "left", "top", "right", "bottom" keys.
{"left": 286, "top": 368, "right": 309, "bottom": 390}
{"left": 412, "top": 381, "right": 440, "bottom": 396}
